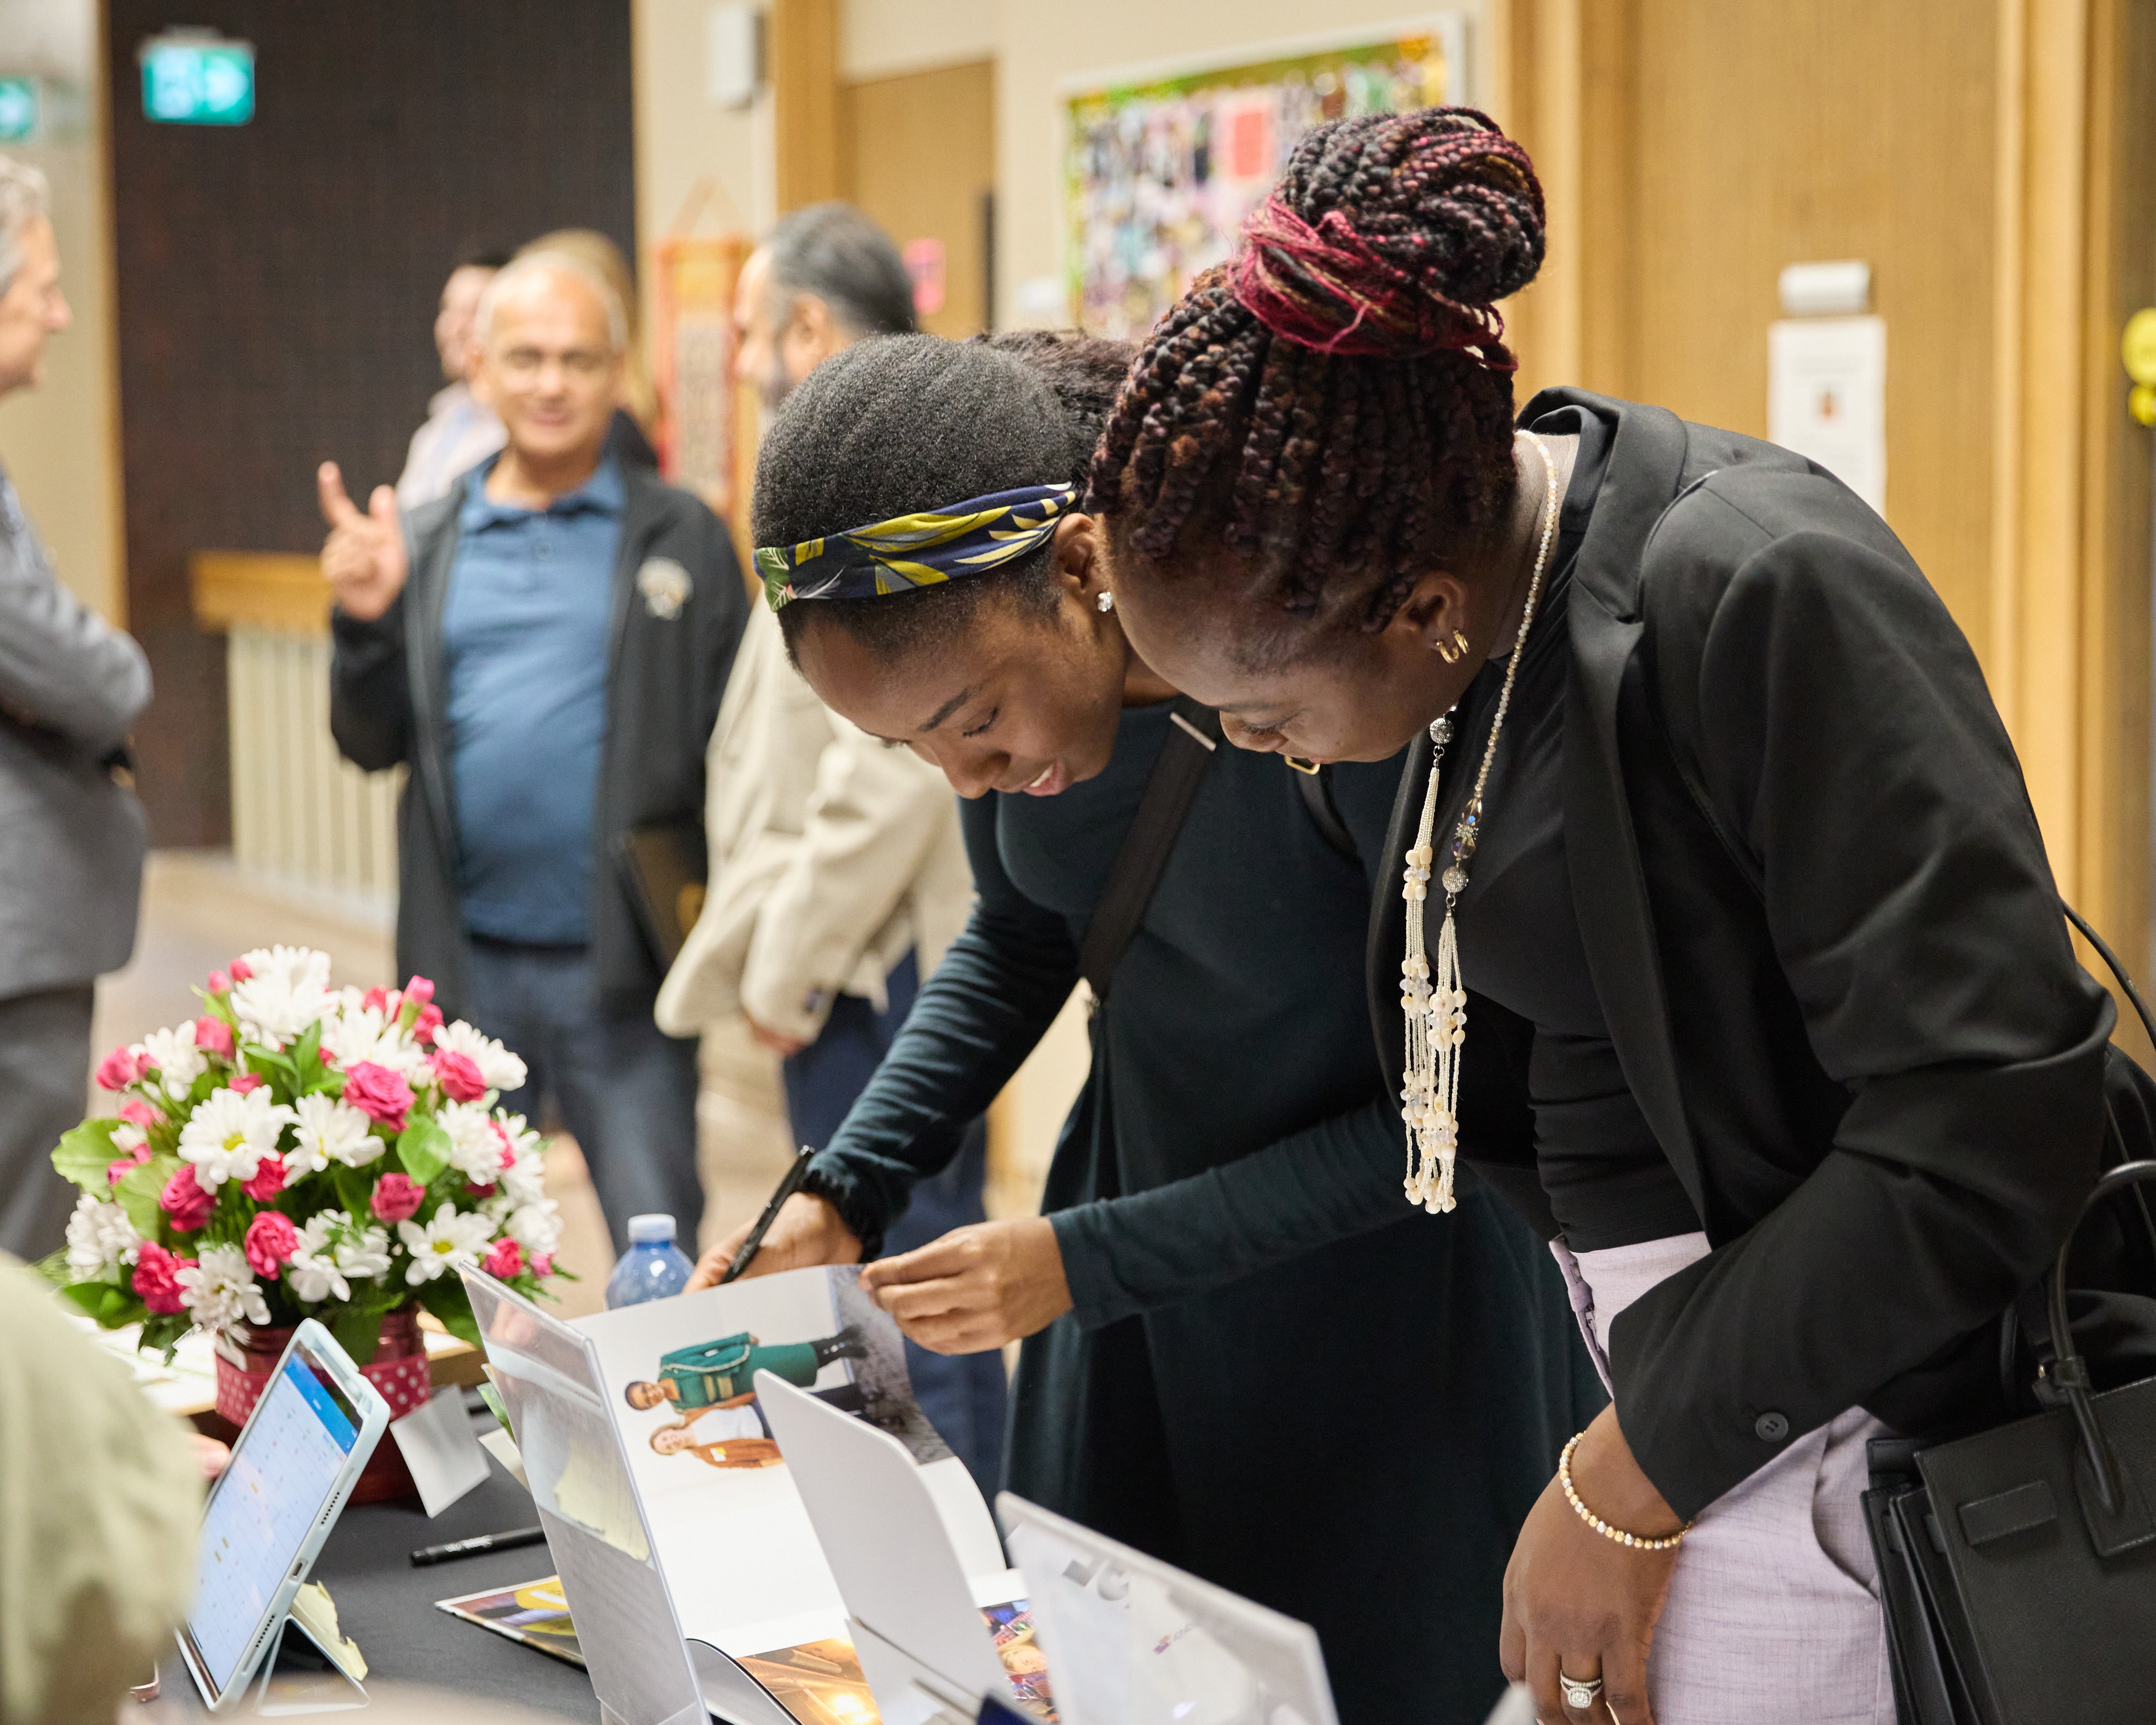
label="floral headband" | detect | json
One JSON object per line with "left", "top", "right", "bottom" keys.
{"left": 754, "top": 482, "right": 1076, "bottom": 612}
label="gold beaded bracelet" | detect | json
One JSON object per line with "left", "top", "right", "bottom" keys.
{"left": 1558, "top": 1432, "right": 1691, "bottom": 1552}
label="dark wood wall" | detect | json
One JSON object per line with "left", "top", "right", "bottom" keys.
{"left": 108, "top": 0, "right": 636, "bottom": 845}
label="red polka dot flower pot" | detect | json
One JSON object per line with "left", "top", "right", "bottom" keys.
{"left": 215, "top": 1307, "right": 432, "bottom": 1503}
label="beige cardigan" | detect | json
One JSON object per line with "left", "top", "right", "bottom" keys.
{"left": 655, "top": 604, "right": 973, "bottom": 1043}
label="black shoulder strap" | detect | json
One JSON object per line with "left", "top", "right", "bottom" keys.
{"left": 1078, "top": 696, "right": 1223, "bottom": 1004}
{"left": 1291, "top": 763, "right": 1360, "bottom": 862}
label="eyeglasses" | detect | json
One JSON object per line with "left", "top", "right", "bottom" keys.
{"left": 495, "top": 346, "right": 613, "bottom": 381}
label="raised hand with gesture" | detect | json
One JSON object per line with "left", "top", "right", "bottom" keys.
{"left": 317, "top": 461, "right": 409, "bottom": 622}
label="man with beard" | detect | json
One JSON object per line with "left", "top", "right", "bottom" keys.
{"left": 655, "top": 204, "right": 1000, "bottom": 1491}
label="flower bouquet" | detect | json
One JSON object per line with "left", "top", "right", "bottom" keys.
{"left": 48, "top": 947, "right": 562, "bottom": 1394}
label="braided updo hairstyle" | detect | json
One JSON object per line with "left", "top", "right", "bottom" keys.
{"left": 1092, "top": 107, "right": 1545, "bottom": 654}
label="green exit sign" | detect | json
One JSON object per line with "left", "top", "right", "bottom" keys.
{"left": 0, "top": 77, "right": 39, "bottom": 143}
{"left": 139, "top": 33, "right": 254, "bottom": 125}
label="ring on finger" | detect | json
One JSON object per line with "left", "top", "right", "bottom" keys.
{"left": 1558, "top": 1672, "right": 1604, "bottom": 1711}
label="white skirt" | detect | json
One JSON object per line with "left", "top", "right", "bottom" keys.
{"left": 1551, "top": 1234, "right": 1895, "bottom": 1725}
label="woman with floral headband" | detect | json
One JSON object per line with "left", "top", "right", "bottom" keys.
{"left": 1091, "top": 108, "right": 2119, "bottom": 1725}
{"left": 686, "top": 330, "right": 1601, "bottom": 1725}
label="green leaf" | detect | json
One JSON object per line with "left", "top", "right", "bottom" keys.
{"left": 28, "top": 1247, "right": 72, "bottom": 1288}
{"left": 113, "top": 1158, "right": 177, "bottom": 1237}
{"left": 330, "top": 1305, "right": 383, "bottom": 1367}
{"left": 140, "top": 1312, "right": 191, "bottom": 1362}
{"left": 289, "top": 1021, "right": 324, "bottom": 1093}
{"left": 476, "top": 1380, "right": 511, "bottom": 1433}
{"left": 50, "top": 1118, "right": 123, "bottom": 1192}
{"left": 397, "top": 1117, "right": 451, "bottom": 1188}
{"left": 418, "top": 1279, "right": 481, "bottom": 1350}
{"left": 331, "top": 1165, "right": 375, "bottom": 1222}
{"left": 59, "top": 1279, "right": 141, "bottom": 1327}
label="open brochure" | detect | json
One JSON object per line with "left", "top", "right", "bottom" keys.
{"left": 573, "top": 1267, "right": 1021, "bottom": 1697}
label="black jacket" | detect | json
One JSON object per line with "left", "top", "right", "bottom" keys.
{"left": 330, "top": 463, "right": 748, "bottom": 1023}
{"left": 1369, "top": 389, "right": 2116, "bottom": 1517}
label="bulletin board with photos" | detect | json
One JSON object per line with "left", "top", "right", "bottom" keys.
{"left": 1063, "top": 17, "right": 1473, "bottom": 342}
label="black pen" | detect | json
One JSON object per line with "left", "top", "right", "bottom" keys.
{"left": 410, "top": 1526, "right": 547, "bottom": 1567}
{"left": 720, "top": 1145, "right": 818, "bottom": 1284}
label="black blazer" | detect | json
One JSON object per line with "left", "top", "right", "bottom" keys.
{"left": 1368, "top": 389, "right": 2115, "bottom": 1517}
{"left": 329, "top": 462, "right": 749, "bottom": 1022}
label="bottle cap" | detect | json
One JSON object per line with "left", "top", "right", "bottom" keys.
{"left": 627, "top": 1213, "right": 676, "bottom": 1243}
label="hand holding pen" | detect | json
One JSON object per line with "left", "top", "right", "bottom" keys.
{"left": 684, "top": 1148, "right": 864, "bottom": 1291}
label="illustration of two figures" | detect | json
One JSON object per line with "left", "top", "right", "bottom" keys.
{"left": 624, "top": 1328, "right": 868, "bottom": 1468}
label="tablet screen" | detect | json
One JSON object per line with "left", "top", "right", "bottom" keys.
{"left": 186, "top": 1353, "right": 361, "bottom": 1694}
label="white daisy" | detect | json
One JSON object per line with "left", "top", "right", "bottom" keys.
{"left": 177, "top": 1243, "right": 272, "bottom": 1330}
{"left": 137, "top": 1023, "right": 207, "bottom": 1101}
{"left": 429, "top": 1021, "right": 528, "bottom": 1094}
{"left": 335, "top": 1219, "right": 394, "bottom": 1282}
{"left": 177, "top": 1086, "right": 298, "bottom": 1189}
{"left": 397, "top": 1205, "right": 498, "bottom": 1285}
{"left": 64, "top": 1194, "right": 141, "bottom": 1277}
{"left": 439, "top": 1102, "right": 506, "bottom": 1182}
{"left": 231, "top": 946, "right": 334, "bottom": 1047}
{"left": 494, "top": 1113, "right": 548, "bottom": 1205}
{"left": 112, "top": 1122, "right": 147, "bottom": 1157}
{"left": 503, "top": 1198, "right": 563, "bottom": 1256}
{"left": 287, "top": 1092, "right": 380, "bottom": 1176}
{"left": 284, "top": 1214, "right": 351, "bottom": 1304}
{"left": 319, "top": 1000, "right": 427, "bottom": 1078}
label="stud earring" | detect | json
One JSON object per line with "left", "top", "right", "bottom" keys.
{"left": 1096, "top": 591, "right": 1115, "bottom": 613}
{"left": 1435, "top": 628, "right": 1469, "bottom": 666}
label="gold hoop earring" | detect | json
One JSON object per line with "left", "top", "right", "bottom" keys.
{"left": 1435, "top": 628, "right": 1469, "bottom": 666}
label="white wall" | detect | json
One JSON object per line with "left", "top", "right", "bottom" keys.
{"left": 0, "top": 0, "right": 120, "bottom": 619}
{"left": 632, "top": 0, "right": 771, "bottom": 334}
{"left": 842, "top": 0, "right": 995, "bottom": 81}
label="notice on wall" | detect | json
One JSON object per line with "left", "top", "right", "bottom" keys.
{"left": 1064, "top": 18, "right": 1470, "bottom": 340}
{"left": 1767, "top": 314, "right": 1887, "bottom": 516}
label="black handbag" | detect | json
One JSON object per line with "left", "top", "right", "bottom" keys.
{"left": 1864, "top": 911, "right": 2156, "bottom": 1725}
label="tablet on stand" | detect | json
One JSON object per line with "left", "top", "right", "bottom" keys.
{"left": 175, "top": 1319, "right": 390, "bottom": 1714}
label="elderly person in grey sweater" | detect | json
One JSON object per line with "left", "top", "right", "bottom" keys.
{"left": 0, "top": 157, "right": 151, "bottom": 1261}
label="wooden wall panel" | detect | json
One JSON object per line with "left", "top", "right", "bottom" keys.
{"left": 1623, "top": 0, "right": 2000, "bottom": 650}
{"left": 107, "top": 0, "right": 636, "bottom": 846}
{"left": 838, "top": 60, "right": 996, "bottom": 339}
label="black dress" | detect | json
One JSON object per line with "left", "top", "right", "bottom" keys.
{"left": 806, "top": 702, "right": 1604, "bottom": 1725}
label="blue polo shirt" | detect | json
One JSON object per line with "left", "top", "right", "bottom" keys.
{"left": 442, "top": 455, "right": 623, "bottom": 944}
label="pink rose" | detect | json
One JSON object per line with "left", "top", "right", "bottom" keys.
{"left": 430, "top": 1049, "right": 486, "bottom": 1103}
{"left": 132, "top": 1243, "right": 191, "bottom": 1316}
{"left": 530, "top": 1252, "right": 554, "bottom": 1279}
{"left": 227, "top": 956, "right": 254, "bottom": 981}
{"left": 118, "top": 1099, "right": 159, "bottom": 1129}
{"left": 370, "top": 1172, "right": 424, "bottom": 1224}
{"left": 319, "top": 1047, "right": 339, "bottom": 1069}
{"left": 412, "top": 1003, "right": 444, "bottom": 1045}
{"left": 244, "top": 1210, "right": 300, "bottom": 1278}
{"left": 194, "top": 1015, "right": 235, "bottom": 1059}
{"left": 482, "top": 1237, "right": 525, "bottom": 1280}
{"left": 402, "top": 976, "right": 435, "bottom": 1009}
{"left": 466, "top": 1182, "right": 497, "bottom": 1200}
{"left": 361, "top": 986, "right": 393, "bottom": 1014}
{"left": 158, "top": 1165, "right": 214, "bottom": 1232}
{"left": 95, "top": 1046, "right": 150, "bottom": 1091}
{"left": 106, "top": 1145, "right": 152, "bottom": 1187}
{"left": 207, "top": 968, "right": 231, "bottom": 994}
{"left": 228, "top": 1072, "right": 265, "bottom": 1095}
{"left": 241, "top": 1154, "right": 287, "bottom": 1200}
{"left": 342, "top": 1061, "right": 413, "bottom": 1132}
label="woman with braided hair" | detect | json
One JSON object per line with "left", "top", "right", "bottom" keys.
{"left": 1097, "top": 107, "right": 2117, "bottom": 1725}
{"left": 689, "top": 328, "right": 1601, "bottom": 1725}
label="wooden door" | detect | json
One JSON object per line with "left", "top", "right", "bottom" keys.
{"left": 838, "top": 60, "right": 996, "bottom": 337}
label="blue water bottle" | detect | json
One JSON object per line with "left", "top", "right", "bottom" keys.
{"left": 604, "top": 1213, "right": 695, "bottom": 1308}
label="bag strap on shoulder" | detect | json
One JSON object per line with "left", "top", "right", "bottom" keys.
{"left": 1078, "top": 697, "right": 1223, "bottom": 1006}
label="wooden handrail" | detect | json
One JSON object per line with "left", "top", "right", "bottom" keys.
{"left": 191, "top": 551, "right": 332, "bottom": 635}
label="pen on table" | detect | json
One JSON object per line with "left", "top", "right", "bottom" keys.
{"left": 720, "top": 1145, "right": 818, "bottom": 1284}
{"left": 410, "top": 1526, "right": 547, "bottom": 1568}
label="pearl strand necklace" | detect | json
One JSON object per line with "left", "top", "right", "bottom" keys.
{"left": 1400, "top": 431, "right": 1560, "bottom": 1213}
